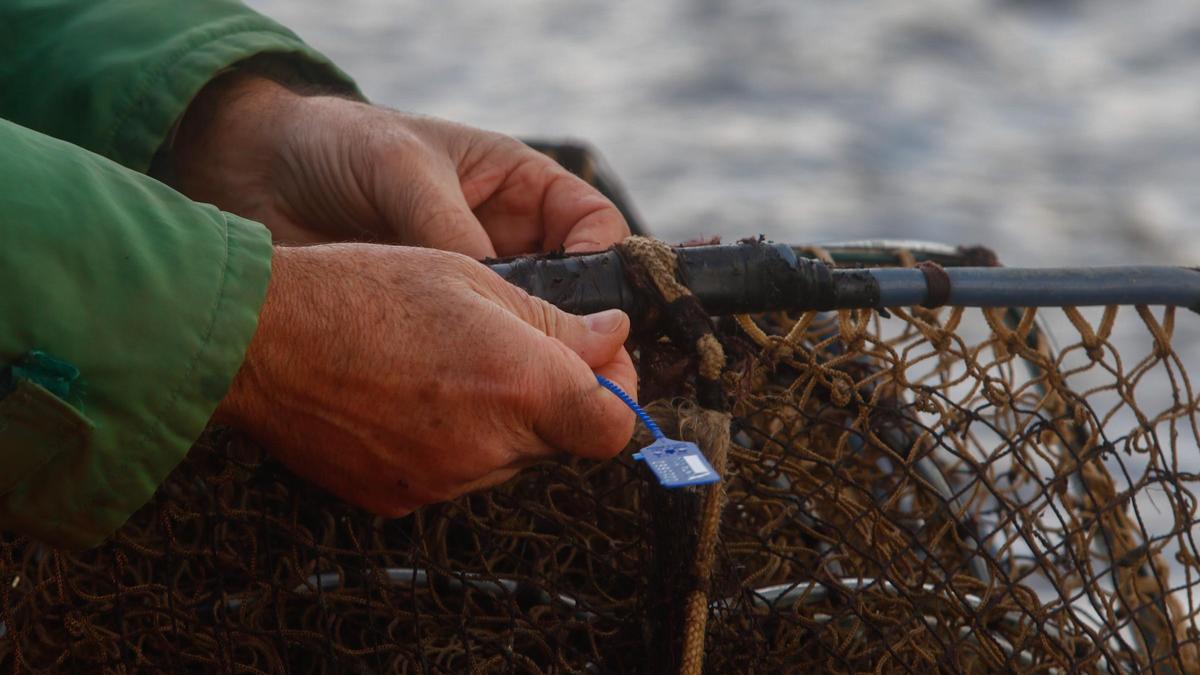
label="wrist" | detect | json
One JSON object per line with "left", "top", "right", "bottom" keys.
{"left": 171, "top": 71, "right": 302, "bottom": 204}
{"left": 213, "top": 244, "right": 297, "bottom": 427}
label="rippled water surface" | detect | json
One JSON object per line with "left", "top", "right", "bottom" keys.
{"left": 251, "top": 0, "right": 1200, "bottom": 268}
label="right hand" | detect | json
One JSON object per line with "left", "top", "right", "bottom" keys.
{"left": 214, "top": 244, "right": 637, "bottom": 517}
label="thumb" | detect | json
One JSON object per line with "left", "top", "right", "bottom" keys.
{"left": 522, "top": 303, "right": 630, "bottom": 369}
{"left": 562, "top": 308, "right": 631, "bottom": 368}
{"left": 472, "top": 266, "right": 638, "bottom": 458}
{"left": 508, "top": 300, "right": 637, "bottom": 460}
{"left": 484, "top": 270, "right": 631, "bottom": 367}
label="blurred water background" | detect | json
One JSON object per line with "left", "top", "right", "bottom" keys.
{"left": 250, "top": 0, "right": 1200, "bottom": 269}
{"left": 248, "top": 0, "right": 1200, "bottom": 639}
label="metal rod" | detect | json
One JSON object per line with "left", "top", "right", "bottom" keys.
{"left": 872, "top": 266, "right": 1200, "bottom": 309}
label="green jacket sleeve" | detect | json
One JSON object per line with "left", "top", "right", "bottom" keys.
{"left": 0, "top": 0, "right": 359, "bottom": 172}
{"left": 0, "top": 119, "right": 272, "bottom": 549}
{"left": 0, "top": 1, "right": 360, "bottom": 549}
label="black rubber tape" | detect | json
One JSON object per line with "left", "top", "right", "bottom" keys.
{"left": 485, "top": 241, "right": 883, "bottom": 325}
{"left": 488, "top": 246, "right": 1200, "bottom": 320}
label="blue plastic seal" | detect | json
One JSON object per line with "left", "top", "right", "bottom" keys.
{"left": 632, "top": 438, "right": 720, "bottom": 487}
{"left": 596, "top": 374, "right": 721, "bottom": 489}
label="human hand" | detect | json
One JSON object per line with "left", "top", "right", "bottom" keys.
{"left": 171, "top": 72, "right": 630, "bottom": 257}
{"left": 213, "top": 244, "right": 636, "bottom": 516}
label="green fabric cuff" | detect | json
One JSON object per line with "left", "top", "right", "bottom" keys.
{"left": 0, "top": 0, "right": 361, "bottom": 173}
{"left": 105, "top": 29, "right": 361, "bottom": 172}
{"left": 0, "top": 211, "right": 272, "bottom": 550}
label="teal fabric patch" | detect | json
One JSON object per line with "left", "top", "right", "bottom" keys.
{"left": 1, "top": 350, "right": 83, "bottom": 409}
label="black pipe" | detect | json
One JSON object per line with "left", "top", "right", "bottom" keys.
{"left": 485, "top": 242, "right": 1200, "bottom": 320}
{"left": 487, "top": 241, "right": 878, "bottom": 322}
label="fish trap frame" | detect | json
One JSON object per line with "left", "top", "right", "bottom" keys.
{"left": 2, "top": 238, "right": 1199, "bottom": 673}
{"left": 3, "top": 144, "right": 1200, "bottom": 673}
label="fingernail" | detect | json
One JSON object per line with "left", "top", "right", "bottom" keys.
{"left": 584, "top": 309, "right": 625, "bottom": 334}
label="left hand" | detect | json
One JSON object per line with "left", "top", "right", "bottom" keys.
{"left": 169, "top": 71, "right": 630, "bottom": 257}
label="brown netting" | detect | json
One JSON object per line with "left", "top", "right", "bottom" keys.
{"left": 3, "top": 243, "right": 1200, "bottom": 673}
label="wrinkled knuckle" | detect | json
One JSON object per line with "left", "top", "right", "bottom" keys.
{"left": 375, "top": 123, "right": 428, "bottom": 156}
{"left": 531, "top": 298, "right": 562, "bottom": 334}
{"left": 427, "top": 248, "right": 482, "bottom": 279}
{"left": 483, "top": 131, "right": 524, "bottom": 155}
{"left": 420, "top": 207, "right": 470, "bottom": 236}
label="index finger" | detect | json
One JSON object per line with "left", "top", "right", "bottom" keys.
{"left": 539, "top": 167, "right": 632, "bottom": 254}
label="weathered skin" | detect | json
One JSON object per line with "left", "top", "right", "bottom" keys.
{"left": 181, "top": 71, "right": 637, "bottom": 519}
{"left": 0, "top": 0, "right": 635, "bottom": 547}
{"left": 172, "top": 72, "right": 631, "bottom": 257}
{"left": 214, "top": 244, "right": 636, "bottom": 517}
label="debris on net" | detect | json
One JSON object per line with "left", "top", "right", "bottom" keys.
{"left": 3, "top": 241, "right": 1200, "bottom": 674}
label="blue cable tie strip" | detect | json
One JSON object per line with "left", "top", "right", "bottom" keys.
{"left": 595, "top": 374, "right": 720, "bottom": 488}
{"left": 595, "top": 374, "right": 664, "bottom": 439}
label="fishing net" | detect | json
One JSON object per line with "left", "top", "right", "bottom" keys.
{"left": 2, "top": 144, "right": 1199, "bottom": 672}
{"left": 3, "top": 237, "right": 1199, "bottom": 674}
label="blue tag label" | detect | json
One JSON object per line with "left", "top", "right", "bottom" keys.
{"left": 632, "top": 438, "right": 720, "bottom": 488}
